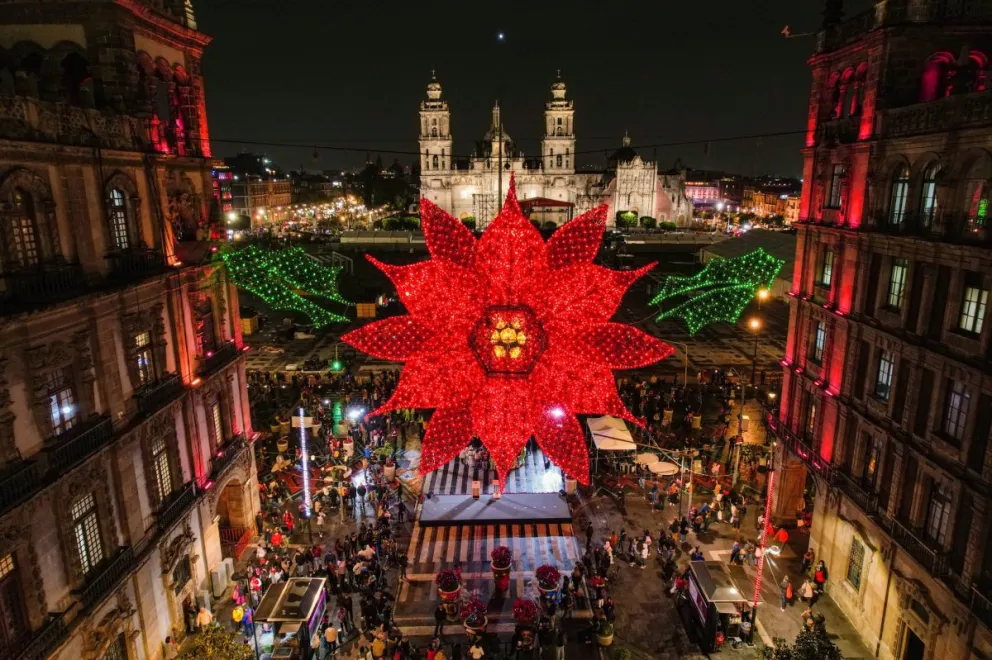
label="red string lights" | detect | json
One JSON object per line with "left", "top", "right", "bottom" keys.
{"left": 343, "top": 176, "right": 673, "bottom": 486}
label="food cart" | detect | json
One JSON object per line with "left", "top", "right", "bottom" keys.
{"left": 680, "top": 561, "right": 757, "bottom": 652}
{"left": 255, "top": 577, "right": 327, "bottom": 659}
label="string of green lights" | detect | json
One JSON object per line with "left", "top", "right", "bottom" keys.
{"left": 222, "top": 245, "right": 350, "bottom": 327}
{"left": 651, "top": 248, "right": 784, "bottom": 335}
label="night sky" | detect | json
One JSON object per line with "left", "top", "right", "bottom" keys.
{"left": 196, "top": 0, "right": 873, "bottom": 177}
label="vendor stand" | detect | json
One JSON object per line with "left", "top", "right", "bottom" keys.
{"left": 587, "top": 416, "right": 637, "bottom": 473}
{"left": 255, "top": 577, "right": 327, "bottom": 659}
{"left": 679, "top": 561, "right": 756, "bottom": 652}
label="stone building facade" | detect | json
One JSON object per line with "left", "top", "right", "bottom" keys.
{"left": 417, "top": 74, "right": 694, "bottom": 227}
{"left": 769, "top": 3, "right": 992, "bottom": 660}
{"left": 0, "top": 2, "right": 258, "bottom": 659}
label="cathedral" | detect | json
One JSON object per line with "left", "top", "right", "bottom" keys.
{"left": 418, "top": 73, "right": 694, "bottom": 227}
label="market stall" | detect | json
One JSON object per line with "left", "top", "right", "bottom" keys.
{"left": 255, "top": 577, "right": 327, "bottom": 659}
{"left": 680, "top": 561, "right": 756, "bottom": 652}
{"left": 587, "top": 416, "right": 636, "bottom": 473}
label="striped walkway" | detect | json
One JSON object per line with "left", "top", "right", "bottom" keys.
{"left": 422, "top": 444, "right": 564, "bottom": 496}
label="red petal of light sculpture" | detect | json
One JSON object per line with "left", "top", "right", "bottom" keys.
{"left": 343, "top": 176, "right": 673, "bottom": 486}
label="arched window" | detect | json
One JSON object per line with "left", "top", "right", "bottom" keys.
{"left": 920, "top": 53, "right": 955, "bottom": 102}
{"left": 431, "top": 127, "right": 438, "bottom": 137}
{"left": 962, "top": 154, "right": 992, "bottom": 231}
{"left": 556, "top": 154, "right": 562, "bottom": 167}
{"left": 4, "top": 188, "right": 40, "bottom": 269}
{"left": 565, "top": 148, "right": 570, "bottom": 168}
{"left": 107, "top": 188, "right": 130, "bottom": 249}
{"left": 888, "top": 165, "right": 909, "bottom": 226}
{"left": 840, "top": 68, "right": 856, "bottom": 117}
{"left": 441, "top": 149, "right": 445, "bottom": 170}
{"left": 919, "top": 162, "right": 942, "bottom": 228}
{"left": 60, "top": 52, "right": 92, "bottom": 107}
{"left": 431, "top": 154, "right": 438, "bottom": 169}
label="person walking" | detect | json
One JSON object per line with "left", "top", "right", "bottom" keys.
{"left": 555, "top": 629, "right": 566, "bottom": 660}
{"left": 730, "top": 540, "right": 741, "bottom": 565}
{"left": 585, "top": 522, "right": 594, "bottom": 553}
{"left": 433, "top": 603, "right": 446, "bottom": 638}
{"left": 780, "top": 576, "right": 792, "bottom": 611}
{"left": 324, "top": 623, "right": 338, "bottom": 656}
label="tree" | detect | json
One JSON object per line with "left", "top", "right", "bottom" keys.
{"left": 615, "top": 211, "right": 638, "bottom": 229}
{"left": 179, "top": 625, "right": 255, "bottom": 660}
{"left": 762, "top": 619, "right": 841, "bottom": 660}
{"left": 640, "top": 216, "right": 657, "bottom": 229}
{"left": 461, "top": 216, "right": 476, "bottom": 230}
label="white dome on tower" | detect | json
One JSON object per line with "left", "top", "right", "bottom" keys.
{"left": 426, "top": 72, "right": 442, "bottom": 100}
{"left": 551, "top": 71, "right": 566, "bottom": 100}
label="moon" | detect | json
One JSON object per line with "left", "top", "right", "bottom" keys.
{"left": 497, "top": 32, "right": 505, "bottom": 41}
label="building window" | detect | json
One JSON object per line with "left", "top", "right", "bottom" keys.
{"left": 0, "top": 553, "right": 26, "bottom": 653}
{"left": 943, "top": 380, "right": 970, "bottom": 440}
{"left": 152, "top": 435, "right": 173, "bottom": 502}
{"left": 846, "top": 538, "right": 865, "bottom": 589}
{"left": 135, "top": 331, "right": 153, "bottom": 386}
{"left": 919, "top": 163, "right": 941, "bottom": 228}
{"left": 924, "top": 480, "right": 951, "bottom": 547}
{"left": 102, "top": 633, "right": 127, "bottom": 660}
{"left": 211, "top": 399, "right": 224, "bottom": 447}
{"left": 804, "top": 397, "right": 818, "bottom": 441}
{"left": 957, "top": 274, "right": 988, "bottom": 335}
{"left": 889, "top": 166, "right": 909, "bottom": 226}
{"left": 431, "top": 154, "right": 438, "bottom": 169}
{"left": 875, "top": 351, "right": 894, "bottom": 401}
{"left": 811, "top": 322, "right": 826, "bottom": 363}
{"left": 173, "top": 555, "right": 191, "bottom": 595}
{"left": 6, "top": 189, "right": 40, "bottom": 268}
{"left": 827, "top": 164, "right": 845, "bottom": 208}
{"left": 818, "top": 250, "right": 834, "bottom": 287}
{"left": 106, "top": 189, "right": 130, "bottom": 250}
{"left": 71, "top": 492, "right": 103, "bottom": 576}
{"left": 862, "top": 437, "right": 882, "bottom": 486}
{"left": 47, "top": 368, "right": 77, "bottom": 436}
{"left": 886, "top": 259, "right": 908, "bottom": 309}
{"left": 556, "top": 154, "right": 562, "bottom": 167}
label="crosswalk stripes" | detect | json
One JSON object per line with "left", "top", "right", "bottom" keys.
{"left": 422, "top": 445, "right": 564, "bottom": 496}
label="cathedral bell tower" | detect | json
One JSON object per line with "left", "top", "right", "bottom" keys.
{"left": 541, "top": 71, "right": 575, "bottom": 174}
{"left": 419, "top": 71, "right": 451, "bottom": 174}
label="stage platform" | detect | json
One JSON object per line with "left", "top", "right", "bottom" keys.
{"left": 418, "top": 493, "right": 571, "bottom": 526}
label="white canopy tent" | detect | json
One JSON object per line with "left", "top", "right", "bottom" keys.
{"left": 587, "top": 416, "right": 636, "bottom": 472}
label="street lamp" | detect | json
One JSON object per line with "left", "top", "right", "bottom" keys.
{"left": 757, "top": 288, "right": 769, "bottom": 310}
{"left": 748, "top": 317, "right": 761, "bottom": 387}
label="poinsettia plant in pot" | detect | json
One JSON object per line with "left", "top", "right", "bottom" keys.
{"left": 460, "top": 598, "right": 489, "bottom": 635}
{"left": 535, "top": 565, "right": 561, "bottom": 591}
{"left": 435, "top": 569, "right": 461, "bottom": 595}
{"left": 490, "top": 545, "right": 512, "bottom": 591}
{"left": 512, "top": 598, "right": 538, "bottom": 626}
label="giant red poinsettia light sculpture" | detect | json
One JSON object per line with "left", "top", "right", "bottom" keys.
{"left": 343, "top": 178, "right": 672, "bottom": 486}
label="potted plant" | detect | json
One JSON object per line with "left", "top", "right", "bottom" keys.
{"left": 597, "top": 621, "right": 615, "bottom": 647}
{"left": 383, "top": 457, "right": 396, "bottom": 480}
{"left": 511, "top": 598, "right": 538, "bottom": 626}
{"left": 614, "top": 649, "right": 632, "bottom": 660}
{"left": 535, "top": 565, "right": 561, "bottom": 600}
{"left": 276, "top": 437, "right": 289, "bottom": 453}
{"left": 490, "top": 546, "right": 512, "bottom": 592}
{"left": 435, "top": 569, "right": 462, "bottom": 621}
{"left": 460, "top": 598, "right": 488, "bottom": 637}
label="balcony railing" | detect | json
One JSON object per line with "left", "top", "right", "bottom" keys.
{"left": 156, "top": 482, "right": 197, "bottom": 533}
{"left": 0, "top": 262, "right": 86, "bottom": 314}
{"left": 817, "top": 116, "right": 859, "bottom": 145}
{"left": 105, "top": 248, "right": 168, "bottom": 282}
{"left": 764, "top": 412, "right": 835, "bottom": 482}
{"left": 878, "top": 89, "right": 992, "bottom": 140}
{"left": 835, "top": 471, "right": 880, "bottom": 517}
{"left": 197, "top": 341, "right": 240, "bottom": 377}
{"left": 75, "top": 546, "right": 135, "bottom": 610}
{"left": 884, "top": 518, "right": 949, "bottom": 577}
{"left": 17, "top": 613, "right": 68, "bottom": 660}
{"left": 0, "top": 459, "right": 44, "bottom": 518}
{"left": 971, "top": 586, "right": 992, "bottom": 631}
{"left": 134, "top": 374, "right": 185, "bottom": 418}
{"left": 208, "top": 435, "right": 247, "bottom": 482}
{"left": 44, "top": 415, "right": 114, "bottom": 477}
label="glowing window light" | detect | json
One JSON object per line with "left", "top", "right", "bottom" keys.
{"left": 299, "top": 407, "right": 312, "bottom": 518}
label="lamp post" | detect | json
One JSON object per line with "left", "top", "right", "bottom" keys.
{"left": 757, "top": 287, "right": 770, "bottom": 310}
{"left": 748, "top": 317, "right": 761, "bottom": 389}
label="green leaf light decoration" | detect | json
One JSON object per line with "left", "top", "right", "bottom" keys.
{"left": 650, "top": 248, "right": 784, "bottom": 335}
{"left": 222, "top": 245, "right": 350, "bottom": 327}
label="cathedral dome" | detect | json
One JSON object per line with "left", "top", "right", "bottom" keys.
{"left": 426, "top": 73, "right": 442, "bottom": 100}
{"left": 551, "top": 73, "right": 566, "bottom": 100}
{"left": 608, "top": 132, "right": 639, "bottom": 166}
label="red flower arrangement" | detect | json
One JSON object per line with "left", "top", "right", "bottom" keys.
{"left": 490, "top": 546, "right": 512, "bottom": 568}
{"left": 512, "top": 598, "right": 538, "bottom": 625}
{"left": 460, "top": 598, "right": 488, "bottom": 627}
{"left": 535, "top": 565, "right": 561, "bottom": 589}
{"left": 343, "top": 177, "right": 673, "bottom": 486}
{"left": 435, "top": 569, "right": 460, "bottom": 592}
